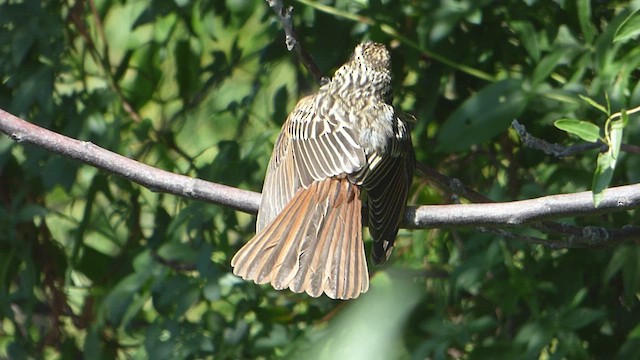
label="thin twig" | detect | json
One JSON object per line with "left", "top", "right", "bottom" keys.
{"left": 266, "top": 0, "right": 324, "bottom": 83}
{"left": 512, "top": 119, "right": 639, "bottom": 157}
{"left": 415, "top": 162, "right": 492, "bottom": 203}
{"left": 478, "top": 225, "right": 638, "bottom": 249}
{"left": 477, "top": 227, "right": 553, "bottom": 246}
{"left": 607, "top": 103, "right": 640, "bottom": 123}
{"left": 512, "top": 120, "right": 604, "bottom": 157}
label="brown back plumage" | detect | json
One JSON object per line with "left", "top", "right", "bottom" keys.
{"left": 232, "top": 41, "right": 414, "bottom": 299}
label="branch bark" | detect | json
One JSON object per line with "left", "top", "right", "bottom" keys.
{"left": 405, "top": 186, "right": 640, "bottom": 229}
{"left": 0, "top": 109, "right": 261, "bottom": 215}
{"left": 2, "top": 107, "right": 639, "bottom": 240}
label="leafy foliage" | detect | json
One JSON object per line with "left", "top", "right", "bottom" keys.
{"left": 553, "top": 95, "right": 637, "bottom": 206}
{"left": 1, "top": 0, "right": 639, "bottom": 359}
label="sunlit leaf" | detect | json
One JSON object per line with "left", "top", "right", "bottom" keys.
{"left": 592, "top": 151, "right": 615, "bottom": 207}
{"left": 579, "top": 94, "right": 609, "bottom": 115}
{"left": 614, "top": 8, "right": 640, "bottom": 43}
{"left": 594, "top": 115, "right": 625, "bottom": 205}
{"left": 554, "top": 119, "right": 601, "bottom": 142}
{"left": 609, "top": 118, "right": 624, "bottom": 160}
{"left": 577, "top": 0, "right": 596, "bottom": 43}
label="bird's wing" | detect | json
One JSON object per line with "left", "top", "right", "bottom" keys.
{"left": 256, "top": 94, "right": 367, "bottom": 231}
{"left": 362, "top": 113, "right": 415, "bottom": 264}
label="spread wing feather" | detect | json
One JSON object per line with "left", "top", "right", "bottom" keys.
{"left": 363, "top": 114, "right": 415, "bottom": 264}
{"left": 256, "top": 94, "right": 367, "bottom": 231}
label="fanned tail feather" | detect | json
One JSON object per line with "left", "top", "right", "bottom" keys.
{"left": 231, "top": 178, "right": 369, "bottom": 300}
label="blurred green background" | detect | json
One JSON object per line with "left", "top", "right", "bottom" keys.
{"left": 1, "top": 0, "right": 639, "bottom": 358}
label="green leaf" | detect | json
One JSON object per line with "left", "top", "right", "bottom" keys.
{"left": 531, "top": 50, "right": 565, "bottom": 86}
{"left": 592, "top": 152, "right": 613, "bottom": 207}
{"left": 577, "top": 0, "right": 596, "bottom": 43}
{"left": 152, "top": 275, "right": 200, "bottom": 317}
{"left": 579, "top": 95, "right": 608, "bottom": 115}
{"left": 102, "top": 273, "right": 150, "bottom": 327}
{"left": 604, "top": 246, "right": 629, "bottom": 283}
{"left": 569, "top": 288, "right": 588, "bottom": 308}
{"left": 621, "top": 247, "right": 640, "bottom": 305}
{"left": 554, "top": 119, "right": 601, "bottom": 142}
{"left": 510, "top": 21, "right": 540, "bottom": 61}
{"left": 630, "top": 322, "right": 640, "bottom": 339}
{"left": 11, "top": 28, "right": 36, "bottom": 66}
{"left": 621, "top": 108, "right": 630, "bottom": 127}
{"left": 609, "top": 118, "right": 624, "bottom": 160}
{"left": 614, "top": 8, "right": 640, "bottom": 43}
{"left": 557, "top": 331, "right": 589, "bottom": 358}
{"left": 592, "top": 151, "right": 615, "bottom": 207}
{"left": 436, "top": 79, "right": 528, "bottom": 152}
{"left": 561, "top": 308, "right": 605, "bottom": 331}
{"left": 157, "top": 242, "right": 199, "bottom": 264}
{"left": 593, "top": 115, "right": 625, "bottom": 205}
{"left": 515, "top": 322, "right": 553, "bottom": 357}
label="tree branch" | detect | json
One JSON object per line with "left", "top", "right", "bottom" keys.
{"left": 2, "top": 108, "right": 639, "bottom": 242}
{"left": 0, "top": 109, "right": 261, "bottom": 215}
{"left": 405, "top": 189, "right": 639, "bottom": 229}
{"left": 414, "top": 162, "right": 639, "bottom": 246}
{"left": 3, "top": 3, "right": 639, "bottom": 248}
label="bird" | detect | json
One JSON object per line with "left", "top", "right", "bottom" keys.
{"left": 231, "top": 41, "right": 414, "bottom": 300}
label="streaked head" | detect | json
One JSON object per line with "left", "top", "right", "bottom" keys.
{"left": 331, "top": 41, "right": 392, "bottom": 100}
{"left": 350, "top": 41, "right": 391, "bottom": 74}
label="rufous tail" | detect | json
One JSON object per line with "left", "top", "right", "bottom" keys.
{"left": 231, "top": 178, "right": 369, "bottom": 300}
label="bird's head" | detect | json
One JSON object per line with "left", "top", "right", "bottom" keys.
{"left": 331, "top": 41, "right": 393, "bottom": 101}
{"left": 350, "top": 41, "right": 391, "bottom": 74}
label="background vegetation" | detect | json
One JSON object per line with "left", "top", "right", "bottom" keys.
{"left": 1, "top": 0, "right": 639, "bottom": 358}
